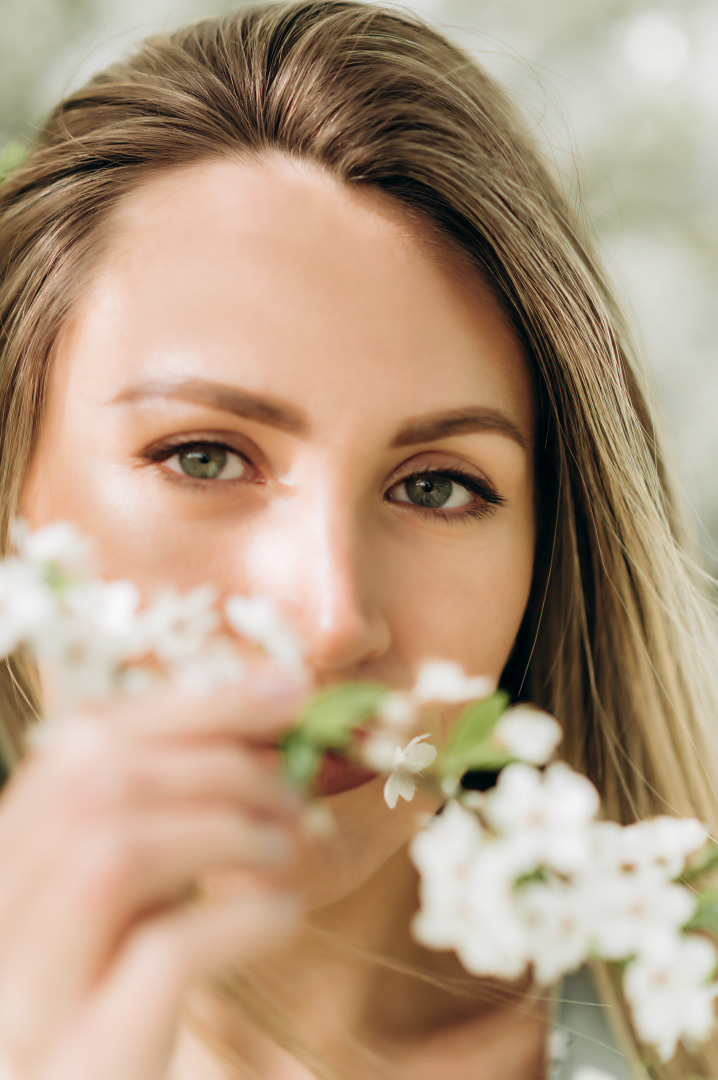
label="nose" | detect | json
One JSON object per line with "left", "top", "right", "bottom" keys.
{"left": 238, "top": 487, "right": 392, "bottom": 677}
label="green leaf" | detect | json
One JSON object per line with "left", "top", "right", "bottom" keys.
{"left": 441, "top": 690, "right": 509, "bottom": 773}
{"left": 684, "top": 888, "right": 718, "bottom": 932}
{"left": 280, "top": 732, "right": 321, "bottom": 787}
{"left": 294, "top": 682, "right": 387, "bottom": 748}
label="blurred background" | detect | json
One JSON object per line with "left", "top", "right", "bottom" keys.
{"left": 1, "top": 0, "right": 716, "bottom": 572}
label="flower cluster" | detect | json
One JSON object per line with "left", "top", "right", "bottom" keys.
{"left": 0, "top": 521, "right": 304, "bottom": 724}
{"left": 2, "top": 521, "right": 718, "bottom": 1068}
{"left": 410, "top": 764, "right": 717, "bottom": 1062}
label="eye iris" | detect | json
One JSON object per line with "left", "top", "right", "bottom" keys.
{"left": 178, "top": 445, "right": 227, "bottom": 479}
{"left": 405, "top": 475, "right": 454, "bottom": 508}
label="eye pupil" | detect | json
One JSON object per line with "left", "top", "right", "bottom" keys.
{"left": 406, "top": 475, "right": 453, "bottom": 508}
{"left": 179, "top": 445, "right": 227, "bottom": 479}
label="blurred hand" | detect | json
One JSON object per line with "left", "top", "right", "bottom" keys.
{"left": 0, "top": 668, "right": 309, "bottom": 1079}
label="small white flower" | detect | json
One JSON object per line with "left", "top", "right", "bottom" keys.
{"left": 375, "top": 689, "right": 416, "bottom": 730}
{"left": 169, "top": 639, "right": 245, "bottom": 692}
{"left": 518, "top": 878, "right": 593, "bottom": 984}
{"left": 12, "top": 518, "right": 94, "bottom": 575}
{"left": 618, "top": 816, "right": 708, "bottom": 880}
{"left": 88, "top": 580, "right": 143, "bottom": 644}
{"left": 547, "top": 1028, "right": 570, "bottom": 1064}
{"left": 410, "top": 799, "right": 487, "bottom": 949}
{"left": 361, "top": 730, "right": 405, "bottom": 772}
{"left": 623, "top": 934, "right": 718, "bottom": 1061}
{"left": 32, "top": 580, "right": 146, "bottom": 710}
{"left": 0, "top": 559, "right": 56, "bottom": 655}
{"left": 493, "top": 705, "right": 563, "bottom": 765}
{"left": 411, "top": 660, "right": 494, "bottom": 704}
{"left": 588, "top": 871, "right": 697, "bottom": 962}
{"left": 225, "top": 594, "right": 306, "bottom": 673}
{"left": 411, "top": 801, "right": 541, "bottom": 981}
{"left": 484, "top": 762, "right": 600, "bottom": 875}
{"left": 117, "top": 666, "right": 164, "bottom": 697}
{"left": 383, "top": 733, "right": 438, "bottom": 809}
{"left": 142, "top": 585, "right": 220, "bottom": 662}
{"left": 455, "top": 836, "right": 537, "bottom": 979}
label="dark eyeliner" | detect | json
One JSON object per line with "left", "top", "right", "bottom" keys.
{"left": 388, "top": 467, "right": 506, "bottom": 523}
{"left": 139, "top": 436, "right": 258, "bottom": 484}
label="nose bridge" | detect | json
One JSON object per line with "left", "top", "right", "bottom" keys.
{"left": 247, "top": 477, "right": 391, "bottom": 672}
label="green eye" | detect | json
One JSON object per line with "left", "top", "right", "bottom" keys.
{"left": 404, "top": 475, "right": 455, "bottom": 508}
{"left": 166, "top": 443, "right": 246, "bottom": 481}
{"left": 392, "top": 473, "right": 474, "bottom": 511}
{"left": 180, "top": 445, "right": 226, "bottom": 478}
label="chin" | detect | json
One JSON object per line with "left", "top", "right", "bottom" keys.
{"left": 295, "top": 777, "right": 441, "bottom": 910}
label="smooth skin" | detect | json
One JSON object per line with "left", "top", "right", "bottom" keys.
{"left": 8, "top": 153, "right": 542, "bottom": 1078}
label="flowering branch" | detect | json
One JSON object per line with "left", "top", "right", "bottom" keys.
{"left": 2, "top": 521, "right": 718, "bottom": 1069}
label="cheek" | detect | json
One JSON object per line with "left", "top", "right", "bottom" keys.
{"left": 391, "top": 513, "right": 536, "bottom": 685}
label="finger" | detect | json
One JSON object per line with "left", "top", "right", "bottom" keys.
{"left": 0, "top": 733, "right": 301, "bottom": 941}
{"left": 35, "top": 665, "right": 312, "bottom": 748}
{"left": 0, "top": 665, "right": 306, "bottom": 861}
{"left": 46, "top": 740, "right": 301, "bottom": 819}
{"left": 0, "top": 808, "right": 297, "bottom": 1063}
{"left": 42, "top": 891, "right": 300, "bottom": 1080}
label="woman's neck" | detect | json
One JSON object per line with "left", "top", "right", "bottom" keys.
{"left": 178, "top": 843, "right": 550, "bottom": 1078}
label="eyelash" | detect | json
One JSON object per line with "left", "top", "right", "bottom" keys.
{"left": 144, "top": 438, "right": 506, "bottom": 524}
{"left": 398, "top": 468, "right": 506, "bottom": 524}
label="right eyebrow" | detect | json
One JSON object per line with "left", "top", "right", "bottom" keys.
{"left": 107, "top": 377, "right": 309, "bottom": 436}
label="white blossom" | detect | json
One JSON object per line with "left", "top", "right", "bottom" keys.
{"left": 624, "top": 934, "right": 718, "bottom": 1061}
{"left": 410, "top": 799, "right": 488, "bottom": 950}
{"left": 169, "top": 638, "right": 245, "bottom": 692}
{"left": 12, "top": 518, "right": 94, "bottom": 575}
{"left": 142, "top": 585, "right": 220, "bottom": 662}
{"left": 517, "top": 878, "right": 593, "bottom": 983}
{"left": 617, "top": 816, "right": 708, "bottom": 880}
{"left": 375, "top": 689, "right": 416, "bottom": 730}
{"left": 547, "top": 1029, "right": 570, "bottom": 1065}
{"left": 411, "top": 802, "right": 537, "bottom": 980}
{"left": 410, "top": 660, "right": 494, "bottom": 704}
{"left": 361, "top": 730, "right": 405, "bottom": 772}
{"left": 587, "top": 871, "right": 697, "bottom": 961}
{"left": 493, "top": 705, "right": 563, "bottom": 765}
{"left": 32, "top": 580, "right": 145, "bottom": 709}
{"left": 225, "top": 594, "right": 306, "bottom": 672}
{"left": 483, "top": 762, "right": 600, "bottom": 875}
{"left": 0, "top": 559, "right": 56, "bottom": 654}
{"left": 383, "top": 733, "right": 437, "bottom": 809}
{"left": 454, "top": 837, "right": 538, "bottom": 979}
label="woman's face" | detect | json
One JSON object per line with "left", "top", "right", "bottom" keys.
{"left": 21, "top": 155, "right": 536, "bottom": 907}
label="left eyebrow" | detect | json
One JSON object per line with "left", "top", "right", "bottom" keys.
{"left": 390, "top": 407, "right": 530, "bottom": 451}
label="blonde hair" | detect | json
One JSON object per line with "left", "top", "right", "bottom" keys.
{"left": 1, "top": 2, "right": 717, "bottom": 1076}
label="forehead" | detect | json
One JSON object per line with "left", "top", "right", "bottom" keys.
{"left": 62, "top": 154, "right": 534, "bottom": 435}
